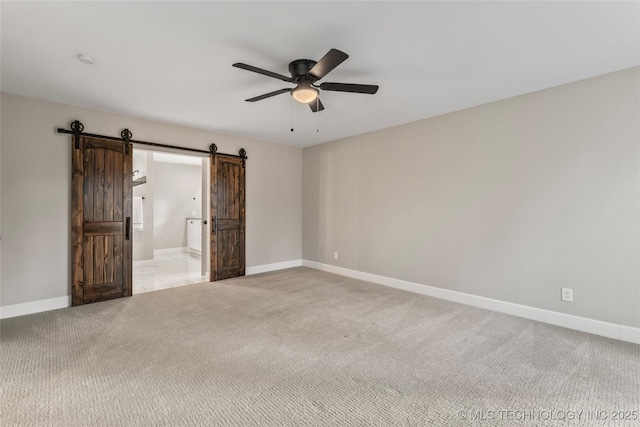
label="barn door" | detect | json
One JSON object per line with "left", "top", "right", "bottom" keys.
{"left": 71, "top": 136, "right": 132, "bottom": 305}
{"left": 210, "top": 154, "right": 245, "bottom": 280}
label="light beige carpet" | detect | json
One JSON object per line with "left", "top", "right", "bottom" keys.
{"left": 1, "top": 267, "right": 638, "bottom": 426}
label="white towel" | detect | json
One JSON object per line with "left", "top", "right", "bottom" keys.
{"left": 133, "top": 197, "right": 143, "bottom": 231}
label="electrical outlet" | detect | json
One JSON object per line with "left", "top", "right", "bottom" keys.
{"left": 333, "top": 252, "right": 339, "bottom": 260}
{"left": 561, "top": 288, "right": 573, "bottom": 302}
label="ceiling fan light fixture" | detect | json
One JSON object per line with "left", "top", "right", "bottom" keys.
{"left": 292, "top": 85, "right": 319, "bottom": 104}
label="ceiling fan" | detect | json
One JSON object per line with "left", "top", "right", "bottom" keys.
{"left": 233, "top": 48, "right": 379, "bottom": 112}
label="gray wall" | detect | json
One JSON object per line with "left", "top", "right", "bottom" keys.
{"left": 2, "top": 68, "right": 638, "bottom": 329}
{"left": 0, "top": 93, "right": 302, "bottom": 306}
{"left": 153, "top": 161, "right": 201, "bottom": 251}
{"left": 302, "top": 67, "right": 640, "bottom": 328}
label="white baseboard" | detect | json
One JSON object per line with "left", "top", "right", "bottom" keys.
{"left": 133, "top": 259, "right": 156, "bottom": 267}
{"left": 246, "top": 259, "right": 302, "bottom": 275}
{"left": 5, "top": 260, "right": 635, "bottom": 345}
{"left": 0, "top": 259, "right": 303, "bottom": 319}
{"left": 1, "top": 296, "right": 71, "bottom": 319}
{"left": 302, "top": 260, "right": 640, "bottom": 345}
{"left": 153, "top": 247, "right": 188, "bottom": 257}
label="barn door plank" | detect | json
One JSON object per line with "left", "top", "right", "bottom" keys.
{"left": 83, "top": 148, "right": 94, "bottom": 222}
{"left": 104, "top": 149, "right": 115, "bottom": 222}
{"left": 114, "top": 152, "right": 123, "bottom": 221}
{"left": 71, "top": 137, "right": 85, "bottom": 306}
{"left": 94, "top": 149, "right": 105, "bottom": 222}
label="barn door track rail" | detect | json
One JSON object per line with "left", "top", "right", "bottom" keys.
{"left": 58, "top": 120, "right": 247, "bottom": 159}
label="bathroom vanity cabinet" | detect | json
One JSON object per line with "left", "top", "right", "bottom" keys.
{"left": 187, "top": 218, "right": 202, "bottom": 253}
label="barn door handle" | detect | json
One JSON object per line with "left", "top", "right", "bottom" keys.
{"left": 212, "top": 216, "right": 217, "bottom": 235}
{"left": 125, "top": 217, "right": 131, "bottom": 240}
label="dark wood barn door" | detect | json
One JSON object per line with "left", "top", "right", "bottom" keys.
{"left": 211, "top": 154, "right": 245, "bottom": 280}
{"left": 72, "top": 136, "right": 132, "bottom": 305}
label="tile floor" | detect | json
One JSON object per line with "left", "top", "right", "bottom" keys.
{"left": 133, "top": 251, "right": 207, "bottom": 294}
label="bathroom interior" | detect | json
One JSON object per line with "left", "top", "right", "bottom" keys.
{"left": 132, "top": 149, "right": 208, "bottom": 294}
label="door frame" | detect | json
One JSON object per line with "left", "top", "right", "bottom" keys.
{"left": 130, "top": 147, "right": 211, "bottom": 281}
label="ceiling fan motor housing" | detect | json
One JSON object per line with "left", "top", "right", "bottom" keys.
{"left": 289, "top": 59, "right": 318, "bottom": 83}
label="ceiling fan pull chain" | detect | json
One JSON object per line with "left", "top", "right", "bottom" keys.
{"left": 316, "top": 98, "right": 320, "bottom": 133}
{"left": 290, "top": 96, "right": 294, "bottom": 132}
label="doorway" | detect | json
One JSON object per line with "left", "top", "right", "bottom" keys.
{"left": 131, "top": 149, "right": 209, "bottom": 294}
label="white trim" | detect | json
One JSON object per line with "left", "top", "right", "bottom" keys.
{"left": 133, "top": 259, "right": 156, "bottom": 267}
{"left": 302, "top": 260, "right": 640, "bottom": 344}
{"left": 0, "top": 260, "right": 303, "bottom": 319}
{"left": 153, "top": 247, "right": 188, "bottom": 257}
{"left": 246, "top": 259, "right": 302, "bottom": 275}
{"left": 1, "top": 296, "right": 71, "bottom": 319}
{"left": 619, "top": 326, "right": 640, "bottom": 344}
{"left": 4, "top": 260, "right": 636, "bottom": 345}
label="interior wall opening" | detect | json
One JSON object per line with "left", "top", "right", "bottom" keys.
{"left": 131, "top": 148, "right": 209, "bottom": 294}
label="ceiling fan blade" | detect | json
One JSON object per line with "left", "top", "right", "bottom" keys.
{"left": 233, "top": 63, "right": 293, "bottom": 83}
{"left": 309, "top": 98, "right": 324, "bottom": 113}
{"left": 308, "top": 49, "right": 349, "bottom": 80}
{"left": 245, "top": 88, "right": 291, "bottom": 102}
{"left": 319, "top": 82, "right": 379, "bottom": 94}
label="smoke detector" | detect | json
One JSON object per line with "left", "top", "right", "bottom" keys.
{"left": 77, "top": 54, "right": 95, "bottom": 65}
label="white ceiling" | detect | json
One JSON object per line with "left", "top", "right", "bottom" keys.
{"left": 2, "top": 1, "right": 638, "bottom": 148}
